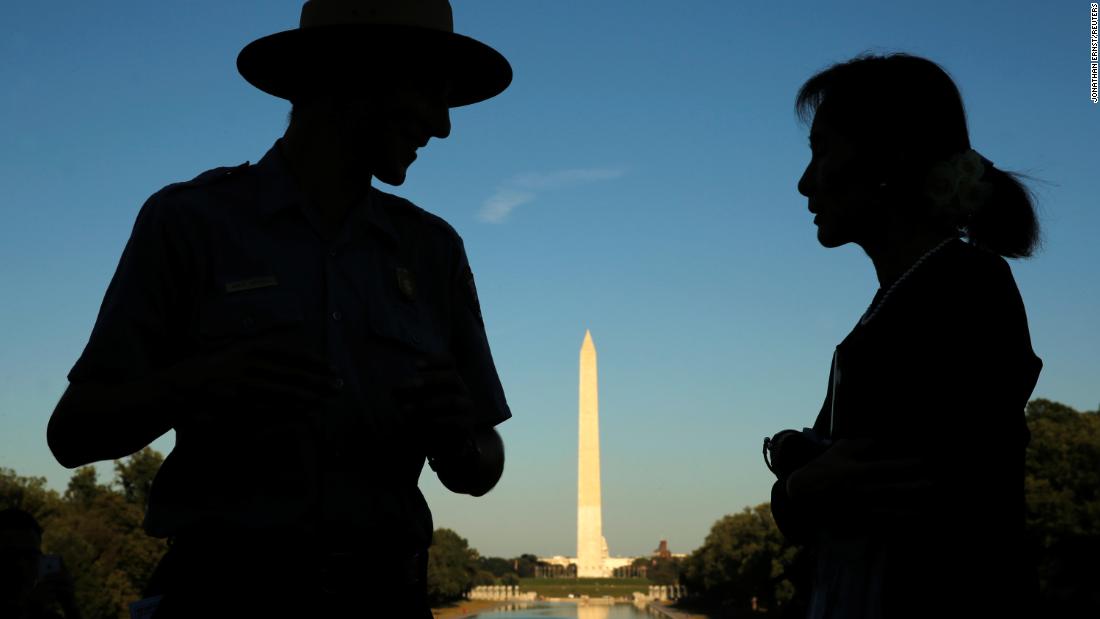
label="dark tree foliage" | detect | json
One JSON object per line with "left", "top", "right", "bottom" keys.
{"left": 112, "top": 447, "right": 164, "bottom": 509}
{"left": 2, "top": 451, "right": 169, "bottom": 619}
{"left": 511, "top": 553, "right": 540, "bottom": 578}
{"left": 677, "top": 398, "right": 1100, "bottom": 616}
{"left": 1024, "top": 399, "right": 1100, "bottom": 547}
{"left": 472, "top": 555, "right": 519, "bottom": 585}
{"left": 681, "top": 503, "right": 797, "bottom": 615}
{"left": 426, "top": 527, "right": 478, "bottom": 605}
{"left": 630, "top": 555, "right": 684, "bottom": 584}
{"left": 476, "top": 555, "right": 514, "bottom": 577}
{"left": 1023, "top": 398, "right": 1100, "bottom": 608}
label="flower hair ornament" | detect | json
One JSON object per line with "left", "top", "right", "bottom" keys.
{"left": 923, "top": 148, "right": 994, "bottom": 222}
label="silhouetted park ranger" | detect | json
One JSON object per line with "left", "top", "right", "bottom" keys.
{"left": 46, "top": 1, "right": 512, "bottom": 616}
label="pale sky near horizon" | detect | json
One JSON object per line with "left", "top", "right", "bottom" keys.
{"left": 2, "top": 1, "right": 1097, "bottom": 559}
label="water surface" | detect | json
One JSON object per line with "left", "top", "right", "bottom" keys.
{"left": 474, "top": 601, "right": 663, "bottom": 618}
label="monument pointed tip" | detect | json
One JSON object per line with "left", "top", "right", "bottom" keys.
{"left": 582, "top": 329, "right": 594, "bottom": 346}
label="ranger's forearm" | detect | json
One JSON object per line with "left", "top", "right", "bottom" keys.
{"left": 47, "top": 370, "right": 183, "bottom": 469}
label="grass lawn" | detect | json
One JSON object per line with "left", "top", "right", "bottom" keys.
{"left": 519, "top": 577, "right": 651, "bottom": 598}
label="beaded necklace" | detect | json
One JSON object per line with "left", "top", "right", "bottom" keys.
{"left": 859, "top": 236, "right": 956, "bottom": 326}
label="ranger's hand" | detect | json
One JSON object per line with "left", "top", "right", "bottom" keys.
{"left": 393, "top": 351, "right": 476, "bottom": 458}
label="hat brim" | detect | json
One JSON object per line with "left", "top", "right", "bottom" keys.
{"left": 237, "top": 24, "right": 512, "bottom": 107}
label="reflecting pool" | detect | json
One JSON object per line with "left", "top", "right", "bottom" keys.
{"left": 473, "top": 601, "right": 665, "bottom": 618}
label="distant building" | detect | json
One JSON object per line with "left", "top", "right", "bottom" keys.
{"left": 651, "top": 540, "right": 688, "bottom": 560}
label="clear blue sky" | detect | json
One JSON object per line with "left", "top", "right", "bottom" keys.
{"left": 2, "top": 1, "right": 1096, "bottom": 559}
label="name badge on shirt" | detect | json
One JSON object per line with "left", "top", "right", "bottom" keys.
{"left": 225, "top": 275, "right": 279, "bottom": 293}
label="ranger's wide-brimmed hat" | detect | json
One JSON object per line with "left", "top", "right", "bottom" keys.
{"left": 237, "top": 0, "right": 512, "bottom": 107}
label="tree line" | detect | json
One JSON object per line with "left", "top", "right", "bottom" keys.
{"left": 0, "top": 452, "right": 617, "bottom": 615}
{"left": 3, "top": 398, "right": 1095, "bottom": 617}
{"left": 676, "top": 398, "right": 1100, "bottom": 616}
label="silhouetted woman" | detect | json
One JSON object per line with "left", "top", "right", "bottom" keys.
{"left": 765, "top": 53, "right": 1043, "bottom": 619}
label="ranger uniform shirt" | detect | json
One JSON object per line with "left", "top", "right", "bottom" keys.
{"left": 66, "top": 138, "right": 511, "bottom": 551}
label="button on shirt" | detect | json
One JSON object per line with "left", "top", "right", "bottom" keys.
{"left": 66, "top": 138, "right": 512, "bottom": 551}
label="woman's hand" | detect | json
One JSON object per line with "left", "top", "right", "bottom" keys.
{"left": 766, "top": 429, "right": 828, "bottom": 478}
{"left": 785, "top": 438, "right": 868, "bottom": 499}
{"left": 786, "top": 438, "right": 936, "bottom": 519}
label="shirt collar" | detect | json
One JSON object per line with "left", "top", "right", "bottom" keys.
{"left": 252, "top": 138, "right": 399, "bottom": 244}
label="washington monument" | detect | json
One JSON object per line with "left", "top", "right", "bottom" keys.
{"left": 576, "top": 330, "right": 632, "bottom": 577}
{"left": 577, "top": 329, "right": 607, "bottom": 577}
{"left": 540, "top": 330, "right": 632, "bottom": 576}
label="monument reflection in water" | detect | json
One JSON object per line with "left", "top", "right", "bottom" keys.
{"left": 477, "top": 602, "right": 662, "bottom": 618}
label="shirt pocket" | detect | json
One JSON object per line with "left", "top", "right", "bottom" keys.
{"left": 360, "top": 302, "right": 447, "bottom": 482}
{"left": 184, "top": 288, "right": 319, "bottom": 520}
{"left": 197, "top": 288, "right": 306, "bottom": 349}
{"left": 366, "top": 274, "right": 447, "bottom": 355}
{"left": 363, "top": 296, "right": 448, "bottom": 434}
{"left": 368, "top": 302, "right": 445, "bottom": 378}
